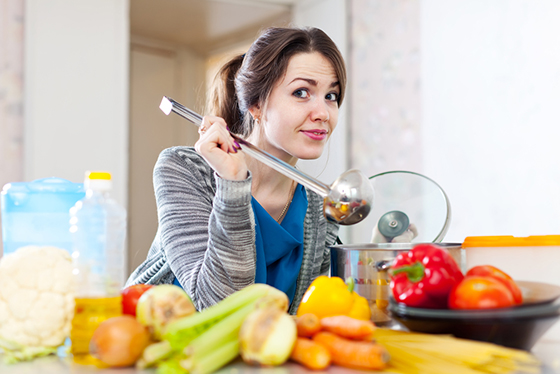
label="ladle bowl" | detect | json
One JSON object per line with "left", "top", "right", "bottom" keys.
{"left": 159, "top": 96, "right": 373, "bottom": 225}
{"left": 323, "top": 169, "right": 372, "bottom": 225}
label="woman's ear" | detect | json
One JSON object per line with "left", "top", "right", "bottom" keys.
{"left": 248, "top": 105, "right": 261, "bottom": 122}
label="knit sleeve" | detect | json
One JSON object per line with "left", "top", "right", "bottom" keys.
{"left": 153, "top": 147, "right": 256, "bottom": 310}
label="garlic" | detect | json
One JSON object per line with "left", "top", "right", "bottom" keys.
{"left": 136, "top": 284, "right": 196, "bottom": 340}
{"left": 239, "top": 306, "right": 297, "bottom": 366}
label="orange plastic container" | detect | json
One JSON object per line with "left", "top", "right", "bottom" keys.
{"left": 463, "top": 235, "right": 560, "bottom": 285}
{"left": 463, "top": 235, "right": 560, "bottom": 343}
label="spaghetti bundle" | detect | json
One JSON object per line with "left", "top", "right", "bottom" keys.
{"left": 374, "top": 328, "right": 540, "bottom": 374}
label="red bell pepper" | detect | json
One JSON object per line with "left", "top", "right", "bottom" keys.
{"left": 390, "top": 244, "right": 464, "bottom": 308}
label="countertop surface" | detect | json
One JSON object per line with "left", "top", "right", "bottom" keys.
{"left": 1, "top": 339, "right": 559, "bottom": 374}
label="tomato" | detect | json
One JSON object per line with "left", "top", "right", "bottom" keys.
{"left": 449, "top": 276, "right": 515, "bottom": 309}
{"left": 121, "top": 284, "right": 154, "bottom": 316}
{"left": 466, "top": 265, "right": 523, "bottom": 304}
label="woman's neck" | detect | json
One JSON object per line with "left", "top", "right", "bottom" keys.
{"left": 247, "top": 155, "right": 298, "bottom": 223}
{"left": 248, "top": 156, "right": 293, "bottom": 195}
{"left": 244, "top": 129, "right": 298, "bottom": 194}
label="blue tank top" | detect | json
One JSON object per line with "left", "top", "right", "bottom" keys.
{"left": 252, "top": 184, "right": 307, "bottom": 304}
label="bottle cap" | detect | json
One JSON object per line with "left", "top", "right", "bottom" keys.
{"left": 85, "top": 171, "right": 112, "bottom": 191}
{"left": 87, "top": 171, "right": 111, "bottom": 181}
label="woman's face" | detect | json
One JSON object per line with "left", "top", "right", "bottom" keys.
{"left": 251, "top": 52, "right": 340, "bottom": 162}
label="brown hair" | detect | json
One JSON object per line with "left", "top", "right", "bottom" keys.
{"left": 207, "top": 27, "right": 347, "bottom": 137}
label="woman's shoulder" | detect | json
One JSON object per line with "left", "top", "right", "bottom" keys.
{"left": 156, "top": 146, "right": 212, "bottom": 171}
{"left": 154, "top": 146, "right": 215, "bottom": 187}
{"left": 157, "top": 146, "right": 205, "bottom": 164}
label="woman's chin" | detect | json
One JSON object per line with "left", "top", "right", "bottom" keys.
{"left": 295, "top": 152, "right": 324, "bottom": 161}
{"left": 290, "top": 144, "right": 327, "bottom": 161}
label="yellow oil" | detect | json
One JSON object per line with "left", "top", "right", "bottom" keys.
{"left": 70, "top": 295, "right": 122, "bottom": 366}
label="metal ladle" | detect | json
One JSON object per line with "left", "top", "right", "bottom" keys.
{"left": 159, "top": 96, "right": 373, "bottom": 225}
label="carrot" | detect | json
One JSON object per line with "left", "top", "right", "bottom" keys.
{"left": 312, "top": 331, "right": 389, "bottom": 370}
{"left": 295, "top": 313, "right": 322, "bottom": 337}
{"left": 320, "top": 315, "right": 376, "bottom": 340}
{"left": 290, "top": 337, "right": 332, "bottom": 370}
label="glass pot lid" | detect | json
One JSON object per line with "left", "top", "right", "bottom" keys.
{"left": 350, "top": 171, "right": 451, "bottom": 244}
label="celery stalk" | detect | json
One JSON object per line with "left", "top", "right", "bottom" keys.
{"left": 180, "top": 339, "right": 240, "bottom": 374}
{"left": 156, "top": 354, "right": 188, "bottom": 374}
{"left": 163, "top": 284, "right": 280, "bottom": 348}
{"left": 137, "top": 340, "right": 174, "bottom": 369}
{"left": 183, "top": 301, "right": 254, "bottom": 359}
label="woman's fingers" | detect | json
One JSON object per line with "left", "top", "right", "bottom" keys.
{"left": 198, "top": 116, "right": 238, "bottom": 153}
{"left": 194, "top": 116, "right": 247, "bottom": 181}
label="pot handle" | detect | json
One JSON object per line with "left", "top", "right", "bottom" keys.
{"left": 374, "top": 259, "right": 393, "bottom": 272}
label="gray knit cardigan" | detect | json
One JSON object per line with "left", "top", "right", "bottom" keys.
{"left": 125, "top": 146, "right": 339, "bottom": 314}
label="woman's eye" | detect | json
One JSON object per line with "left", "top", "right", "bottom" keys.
{"left": 293, "top": 89, "right": 310, "bottom": 99}
{"left": 326, "top": 92, "right": 339, "bottom": 102}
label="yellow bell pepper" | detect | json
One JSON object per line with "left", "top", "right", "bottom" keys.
{"left": 296, "top": 276, "right": 371, "bottom": 320}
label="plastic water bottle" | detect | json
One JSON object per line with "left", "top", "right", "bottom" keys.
{"left": 69, "top": 171, "right": 126, "bottom": 365}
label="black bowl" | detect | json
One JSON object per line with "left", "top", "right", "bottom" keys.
{"left": 388, "top": 281, "right": 560, "bottom": 350}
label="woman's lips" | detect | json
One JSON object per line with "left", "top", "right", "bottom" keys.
{"left": 301, "top": 129, "right": 328, "bottom": 141}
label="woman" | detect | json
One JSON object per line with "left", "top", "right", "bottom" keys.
{"left": 126, "top": 27, "right": 345, "bottom": 314}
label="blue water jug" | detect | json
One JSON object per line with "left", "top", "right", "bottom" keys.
{"left": 1, "top": 177, "right": 85, "bottom": 256}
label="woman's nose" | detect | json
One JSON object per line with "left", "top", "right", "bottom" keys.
{"left": 311, "top": 100, "right": 330, "bottom": 122}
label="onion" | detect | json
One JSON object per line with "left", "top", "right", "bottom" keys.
{"left": 239, "top": 306, "right": 297, "bottom": 366}
{"left": 89, "top": 315, "right": 151, "bottom": 367}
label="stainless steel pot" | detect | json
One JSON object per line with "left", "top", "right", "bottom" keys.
{"left": 329, "top": 243, "right": 464, "bottom": 323}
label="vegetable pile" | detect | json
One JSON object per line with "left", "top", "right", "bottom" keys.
{"left": 91, "top": 283, "right": 291, "bottom": 373}
{"left": 0, "top": 242, "right": 540, "bottom": 374}
{"left": 93, "top": 282, "right": 387, "bottom": 373}
{"left": 0, "top": 246, "right": 75, "bottom": 364}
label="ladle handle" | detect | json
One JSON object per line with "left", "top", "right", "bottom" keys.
{"left": 160, "top": 97, "right": 331, "bottom": 197}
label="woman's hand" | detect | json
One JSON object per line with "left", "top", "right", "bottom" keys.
{"left": 194, "top": 116, "right": 248, "bottom": 180}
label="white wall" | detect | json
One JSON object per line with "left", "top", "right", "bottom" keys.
{"left": 421, "top": 0, "right": 560, "bottom": 242}
{"left": 293, "top": 0, "right": 351, "bottom": 242}
{"left": 24, "top": 0, "right": 130, "bottom": 206}
{"left": 346, "top": 0, "right": 423, "bottom": 244}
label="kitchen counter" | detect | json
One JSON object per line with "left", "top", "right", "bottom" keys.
{"left": 1, "top": 338, "right": 559, "bottom": 374}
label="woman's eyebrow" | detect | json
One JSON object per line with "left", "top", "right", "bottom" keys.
{"left": 289, "top": 77, "right": 340, "bottom": 88}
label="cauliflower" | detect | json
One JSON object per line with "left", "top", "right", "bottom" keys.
{"left": 0, "top": 246, "right": 75, "bottom": 362}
